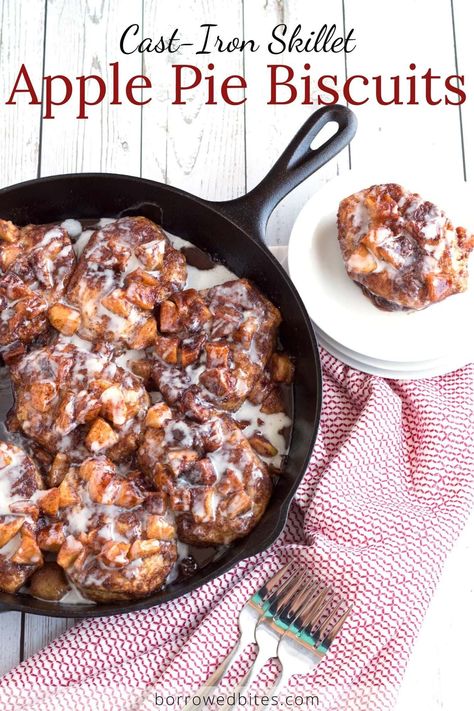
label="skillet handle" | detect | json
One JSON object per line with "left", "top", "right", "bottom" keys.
{"left": 209, "top": 104, "right": 357, "bottom": 242}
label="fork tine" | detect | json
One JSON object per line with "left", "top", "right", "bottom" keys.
{"left": 321, "top": 603, "right": 352, "bottom": 648}
{"left": 260, "top": 562, "right": 292, "bottom": 598}
{"left": 287, "top": 583, "right": 326, "bottom": 634}
{"left": 297, "top": 587, "right": 334, "bottom": 633}
{"left": 308, "top": 596, "right": 343, "bottom": 647}
{"left": 271, "top": 572, "right": 316, "bottom": 626}
{"left": 251, "top": 562, "right": 292, "bottom": 607}
{"left": 264, "top": 567, "right": 303, "bottom": 613}
{"left": 284, "top": 575, "right": 317, "bottom": 619}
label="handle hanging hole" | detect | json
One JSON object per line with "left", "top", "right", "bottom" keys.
{"left": 310, "top": 121, "right": 340, "bottom": 151}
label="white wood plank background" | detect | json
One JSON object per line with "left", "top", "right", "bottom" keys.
{"left": 0, "top": 1, "right": 473, "bottom": 707}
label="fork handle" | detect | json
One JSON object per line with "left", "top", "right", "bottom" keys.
{"left": 181, "top": 634, "right": 248, "bottom": 711}
{"left": 218, "top": 648, "right": 274, "bottom": 710}
{"left": 233, "top": 646, "right": 270, "bottom": 697}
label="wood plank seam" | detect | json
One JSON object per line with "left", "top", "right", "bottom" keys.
{"left": 449, "top": 0, "right": 467, "bottom": 180}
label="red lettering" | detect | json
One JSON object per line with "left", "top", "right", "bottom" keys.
{"left": 77, "top": 75, "right": 106, "bottom": 118}
{"left": 445, "top": 75, "right": 466, "bottom": 105}
{"left": 317, "top": 75, "right": 339, "bottom": 105}
{"left": 343, "top": 75, "right": 369, "bottom": 105}
{"left": 6, "top": 64, "right": 40, "bottom": 105}
{"left": 126, "top": 75, "right": 152, "bottom": 105}
{"left": 221, "top": 75, "right": 246, "bottom": 105}
{"left": 44, "top": 75, "right": 73, "bottom": 119}
{"left": 268, "top": 64, "right": 297, "bottom": 105}
{"left": 173, "top": 64, "right": 202, "bottom": 104}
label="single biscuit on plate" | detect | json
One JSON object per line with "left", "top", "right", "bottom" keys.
{"left": 337, "top": 183, "right": 474, "bottom": 311}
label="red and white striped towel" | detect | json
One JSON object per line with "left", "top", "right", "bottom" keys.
{"left": 1, "top": 351, "right": 473, "bottom": 710}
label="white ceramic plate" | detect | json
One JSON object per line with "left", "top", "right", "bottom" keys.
{"left": 315, "top": 322, "right": 470, "bottom": 371}
{"left": 288, "top": 170, "right": 474, "bottom": 366}
{"left": 316, "top": 328, "right": 467, "bottom": 380}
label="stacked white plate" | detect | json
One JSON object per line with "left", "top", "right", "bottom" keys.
{"left": 287, "top": 170, "right": 474, "bottom": 379}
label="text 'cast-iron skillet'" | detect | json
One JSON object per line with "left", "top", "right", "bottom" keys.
{"left": 0, "top": 104, "right": 357, "bottom": 617}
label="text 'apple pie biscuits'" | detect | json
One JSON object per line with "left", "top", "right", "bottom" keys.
{"left": 0, "top": 441, "right": 45, "bottom": 593}
{"left": 66, "top": 216, "right": 187, "bottom": 349}
{"left": 10, "top": 341, "right": 150, "bottom": 464}
{"left": 138, "top": 405, "right": 272, "bottom": 546}
{"left": 150, "top": 279, "right": 282, "bottom": 418}
{"left": 52, "top": 456, "right": 177, "bottom": 602}
{"left": 0, "top": 220, "right": 76, "bottom": 361}
{"left": 337, "top": 183, "right": 474, "bottom": 311}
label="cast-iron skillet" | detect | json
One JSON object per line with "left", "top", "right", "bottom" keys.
{"left": 0, "top": 104, "right": 357, "bottom": 617}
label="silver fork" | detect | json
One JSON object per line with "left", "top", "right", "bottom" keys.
{"left": 228, "top": 569, "right": 318, "bottom": 697}
{"left": 181, "top": 563, "right": 295, "bottom": 710}
{"left": 273, "top": 588, "right": 352, "bottom": 698}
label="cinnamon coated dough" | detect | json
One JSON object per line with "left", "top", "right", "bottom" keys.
{"left": 138, "top": 407, "right": 272, "bottom": 546}
{"left": 0, "top": 221, "right": 76, "bottom": 361}
{"left": 0, "top": 215, "right": 293, "bottom": 604}
{"left": 10, "top": 341, "right": 149, "bottom": 464}
{"left": 51, "top": 457, "right": 177, "bottom": 602}
{"left": 66, "top": 216, "right": 187, "bottom": 349}
{"left": 0, "top": 441, "right": 44, "bottom": 593}
{"left": 150, "top": 279, "right": 282, "bottom": 418}
{"left": 337, "top": 183, "right": 474, "bottom": 311}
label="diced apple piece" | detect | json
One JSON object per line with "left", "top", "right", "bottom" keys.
{"left": 30, "top": 380, "right": 57, "bottom": 413}
{"left": 0, "top": 517, "right": 24, "bottom": 548}
{"left": 57, "top": 535, "right": 84, "bottom": 569}
{"left": 36, "top": 488, "right": 60, "bottom": 517}
{"left": 85, "top": 417, "right": 119, "bottom": 453}
{"left": 145, "top": 402, "right": 172, "bottom": 429}
{"left": 100, "top": 541, "right": 131, "bottom": 568}
{"left": 270, "top": 353, "right": 294, "bottom": 384}
{"left": 248, "top": 434, "right": 278, "bottom": 458}
{"left": 48, "top": 303, "right": 81, "bottom": 336}
{"left": 128, "top": 539, "right": 163, "bottom": 560}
